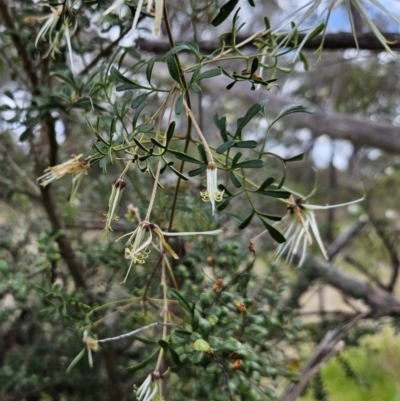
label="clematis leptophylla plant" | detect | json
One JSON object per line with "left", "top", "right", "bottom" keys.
{"left": 117, "top": 221, "right": 223, "bottom": 283}
{"left": 102, "top": 0, "right": 164, "bottom": 36}
{"left": 37, "top": 154, "right": 90, "bottom": 188}
{"left": 252, "top": 195, "right": 364, "bottom": 267}
{"left": 200, "top": 162, "right": 225, "bottom": 216}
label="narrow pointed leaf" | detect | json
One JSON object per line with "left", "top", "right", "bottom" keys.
{"left": 234, "top": 159, "right": 264, "bottom": 169}
{"left": 238, "top": 211, "right": 255, "bottom": 230}
{"left": 260, "top": 219, "right": 286, "bottom": 244}
{"left": 235, "top": 103, "right": 262, "bottom": 138}
{"left": 212, "top": 0, "right": 239, "bottom": 26}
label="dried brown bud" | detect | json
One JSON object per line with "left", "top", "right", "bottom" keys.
{"left": 206, "top": 256, "right": 215, "bottom": 266}
{"left": 227, "top": 352, "right": 241, "bottom": 359}
{"left": 231, "top": 359, "right": 243, "bottom": 371}
{"left": 112, "top": 178, "right": 127, "bottom": 189}
{"left": 248, "top": 241, "right": 255, "bottom": 252}
{"left": 233, "top": 300, "right": 247, "bottom": 313}
{"left": 213, "top": 278, "right": 223, "bottom": 293}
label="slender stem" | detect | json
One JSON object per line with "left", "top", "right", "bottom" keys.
{"left": 155, "top": 259, "right": 169, "bottom": 372}
{"left": 183, "top": 99, "right": 214, "bottom": 162}
{"left": 163, "top": 1, "right": 193, "bottom": 232}
{"left": 90, "top": 322, "right": 180, "bottom": 344}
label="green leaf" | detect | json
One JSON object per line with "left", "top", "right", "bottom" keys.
{"left": 169, "top": 150, "right": 203, "bottom": 165}
{"left": 250, "top": 58, "right": 259, "bottom": 75}
{"left": 234, "top": 140, "right": 258, "bottom": 149}
{"left": 230, "top": 171, "right": 241, "bottom": 188}
{"left": 169, "top": 346, "right": 182, "bottom": 366}
{"left": 300, "top": 52, "right": 309, "bottom": 71}
{"left": 256, "top": 190, "right": 291, "bottom": 198}
{"left": 234, "top": 159, "right": 264, "bottom": 169}
{"left": 131, "top": 93, "right": 149, "bottom": 109}
{"left": 197, "top": 144, "right": 208, "bottom": 163}
{"left": 238, "top": 211, "right": 255, "bottom": 230}
{"left": 211, "top": 0, "right": 239, "bottom": 26}
{"left": 169, "top": 165, "right": 189, "bottom": 181}
{"left": 169, "top": 288, "right": 193, "bottom": 313}
{"left": 188, "top": 165, "right": 207, "bottom": 177}
{"left": 270, "top": 104, "right": 313, "bottom": 127}
{"left": 136, "top": 123, "right": 153, "bottom": 133}
{"left": 175, "top": 94, "right": 184, "bottom": 115}
{"left": 235, "top": 103, "right": 262, "bottom": 138}
{"left": 214, "top": 113, "right": 228, "bottom": 142}
{"left": 150, "top": 138, "right": 166, "bottom": 149}
{"left": 307, "top": 22, "right": 325, "bottom": 42}
{"left": 257, "top": 212, "right": 282, "bottom": 222}
{"left": 166, "top": 54, "right": 182, "bottom": 86}
{"left": 217, "top": 184, "right": 233, "bottom": 196}
{"left": 165, "top": 41, "right": 201, "bottom": 60}
{"left": 284, "top": 153, "right": 304, "bottom": 162}
{"left": 132, "top": 335, "right": 158, "bottom": 345}
{"left": 259, "top": 177, "right": 275, "bottom": 190}
{"left": 146, "top": 57, "right": 156, "bottom": 83}
{"left": 174, "top": 329, "right": 193, "bottom": 338}
{"left": 116, "top": 82, "right": 143, "bottom": 92}
{"left": 50, "top": 71, "right": 78, "bottom": 91}
{"left": 231, "top": 152, "right": 242, "bottom": 167}
{"left": 193, "top": 339, "right": 212, "bottom": 353}
{"left": 158, "top": 339, "right": 169, "bottom": 350}
{"left": 260, "top": 219, "right": 286, "bottom": 244}
{"left": 110, "top": 66, "right": 134, "bottom": 85}
{"left": 216, "top": 140, "right": 236, "bottom": 154}
{"left": 132, "top": 101, "right": 146, "bottom": 128}
{"left": 132, "top": 137, "right": 150, "bottom": 153}
{"left": 166, "top": 121, "right": 176, "bottom": 144}
{"left": 195, "top": 68, "right": 222, "bottom": 82}
{"left": 191, "top": 83, "right": 202, "bottom": 93}
{"left": 126, "top": 348, "right": 159, "bottom": 372}
{"left": 217, "top": 197, "right": 232, "bottom": 211}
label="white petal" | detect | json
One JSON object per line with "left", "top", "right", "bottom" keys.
{"left": 306, "top": 197, "right": 364, "bottom": 210}
{"left": 308, "top": 212, "right": 328, "bottom": 260}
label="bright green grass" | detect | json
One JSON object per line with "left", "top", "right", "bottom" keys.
{"left": 299, "top": 328, "right": 400, "bottom": 401}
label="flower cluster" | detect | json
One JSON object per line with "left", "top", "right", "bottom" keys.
{"left": 135, "top": 373, "right": 160, "bottom": 401}
{"left": 102, "top": 0, "right": 164, "bottom": 36}
{"left": 35, "top": 4, "right": 76, "bottom": 71}
{"left": 252, "top": 195, "right": 364, "bottom": 266}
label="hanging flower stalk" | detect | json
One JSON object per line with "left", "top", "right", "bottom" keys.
{"left": 103, "top": 178, "right": 127, "bottom": 233}
{"left": 183, "top": 100, "right": 224, "bottom": 215}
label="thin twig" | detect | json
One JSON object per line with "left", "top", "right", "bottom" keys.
{"left": 90, "top": 322, "right": 181, "bottom": 344}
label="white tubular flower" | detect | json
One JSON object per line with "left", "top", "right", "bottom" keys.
{"left": 104, "top": 178, "right": 127, "bottom": 233}
{"left": 37, "top": 154, "right": 90, "bottom": 187}
{"left": 83, "top": 330, "right": 99, "bottom": 369}
{"left": 135, "top": 373, "right": 159, "bottom": 401}
{"left": 200, "top": 162, "right": 224, "bottom": 216}
{"left": 253, "top": 195, "right": 364, "bottom": 267}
